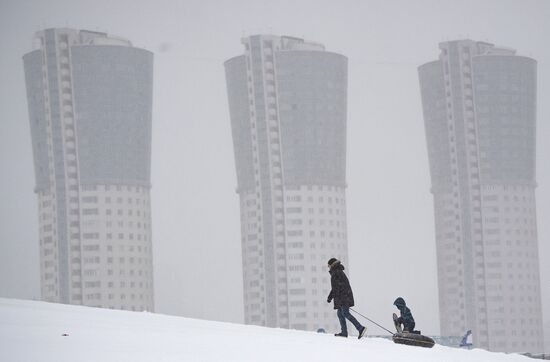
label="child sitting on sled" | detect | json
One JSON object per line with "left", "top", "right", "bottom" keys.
{"left": 393, "top": 297, "right": 416, "bottom": 333}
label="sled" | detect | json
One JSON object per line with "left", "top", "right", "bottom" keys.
{"left": 392, "top": 313, "right": 435, "bottom": 348}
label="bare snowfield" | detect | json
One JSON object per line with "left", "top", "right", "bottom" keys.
{"left": 0, "top": 298, "right": 531, "bottom": 361}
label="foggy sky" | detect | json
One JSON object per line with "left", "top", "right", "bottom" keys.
{"left": 0, "top": 0, "right": 548, "bottom": 346}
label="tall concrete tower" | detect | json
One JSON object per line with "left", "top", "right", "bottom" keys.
{"left": 225, "top": 35, "right": 348, "bottom": 332}
{"left": 23, "top": 28, "right": 154, "bottom": 311}
{"left": 419, "top": 40, "right": 543, "bottom": 352}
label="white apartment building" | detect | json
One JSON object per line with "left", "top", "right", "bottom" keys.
{"left": 419, "top": 40, "right": 543, "bottom": 353}
{"left": 225, "top": 35, "right": 349, "bottom": 332}
{"left": 23, "top": 28, "right": 154, "bottom": 311}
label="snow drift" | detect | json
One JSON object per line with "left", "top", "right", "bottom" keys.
{"left": 0, "top": 298, "right": 530, "bottom": 361}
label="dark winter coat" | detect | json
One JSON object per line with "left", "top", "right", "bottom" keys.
{"left": 394, "top": 297, "right": 415, "bottom": 327}
{"left": 327, "top": 261, "right": 355, "bottom": 309}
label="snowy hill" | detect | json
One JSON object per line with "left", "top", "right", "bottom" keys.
{"left": 0, "top": 298, "right": 531, "bottom": 361}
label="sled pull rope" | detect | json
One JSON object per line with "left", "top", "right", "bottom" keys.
{"left": 349, "top": 307, "right": 395, "bottom": 335}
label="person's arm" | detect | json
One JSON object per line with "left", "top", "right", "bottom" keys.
{"left": 333, "top": 271, "right": 346, "bottom": 298}
{"left": 327, "top": 290, "right": 333, "bottom": 303}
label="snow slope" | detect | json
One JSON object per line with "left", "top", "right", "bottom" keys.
{"left": 0, "top": 298, "right": 530, "bottom": 362}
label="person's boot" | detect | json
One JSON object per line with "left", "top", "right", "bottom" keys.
{"left": 358, "top": 326, "right": 367, "bottom": 339}
{"left": 334, "top": 332, "right": 348, "bottom": 337}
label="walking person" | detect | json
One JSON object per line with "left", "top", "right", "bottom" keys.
{"left": 326, "top": 258, "right": 367, "bottom": 339}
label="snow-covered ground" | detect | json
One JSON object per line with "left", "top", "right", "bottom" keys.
{"left": 0, "top": 298, "right": 532, "bottom": 361}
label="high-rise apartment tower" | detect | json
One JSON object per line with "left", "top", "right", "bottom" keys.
{"left": 225, "top": 35, "right": 348, "bottom": 331}
{"left": 23, "top": 28, "right": 154, "bottom": 311}
{"left": 419, "top": 40, "right": 543, "bottom": 352}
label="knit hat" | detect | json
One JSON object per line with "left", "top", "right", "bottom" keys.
{"left": 327, "top": 258, "right": 339, "bottom": 267}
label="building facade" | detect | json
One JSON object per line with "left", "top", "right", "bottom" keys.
{"left": 225, "top": 35, "right": 349, "bottom": 331}
{"left": 419, "top": 40, "right": 543, "bottom": 352}
{"left": 23, "top": 28, "right": 154, "bottom": 311}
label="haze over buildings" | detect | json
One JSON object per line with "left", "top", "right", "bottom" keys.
{"left": 225, "top": 35, "right": 348, "bottom": 331}
{"left": 2, "top": 0, "right": 549, "bottom": 355}
{"left": 419, "top": 40, "right": 543, "bottom": 353}
{"left": 23, "top": 28, "right": 155, "bottom": 311}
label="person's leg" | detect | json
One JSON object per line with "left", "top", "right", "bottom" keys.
{"left": 397, "top": 316, "right": 404, "bottom": 330}
{"left": 337, "top": 308, "right": 348, "bottom": 335}
{"left": 404, "top": 321, "right": 415, "bottom": 333}
{"left": 341, "top": 307, "right": 364, "bottom": 331}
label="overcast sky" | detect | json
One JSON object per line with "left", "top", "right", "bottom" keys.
{"left": 0, "top": 0, "right": 548, "bottom": 341}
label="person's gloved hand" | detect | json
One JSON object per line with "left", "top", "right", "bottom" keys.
{"left": 327, "top": 297, "right": 332, "bottom": 303}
